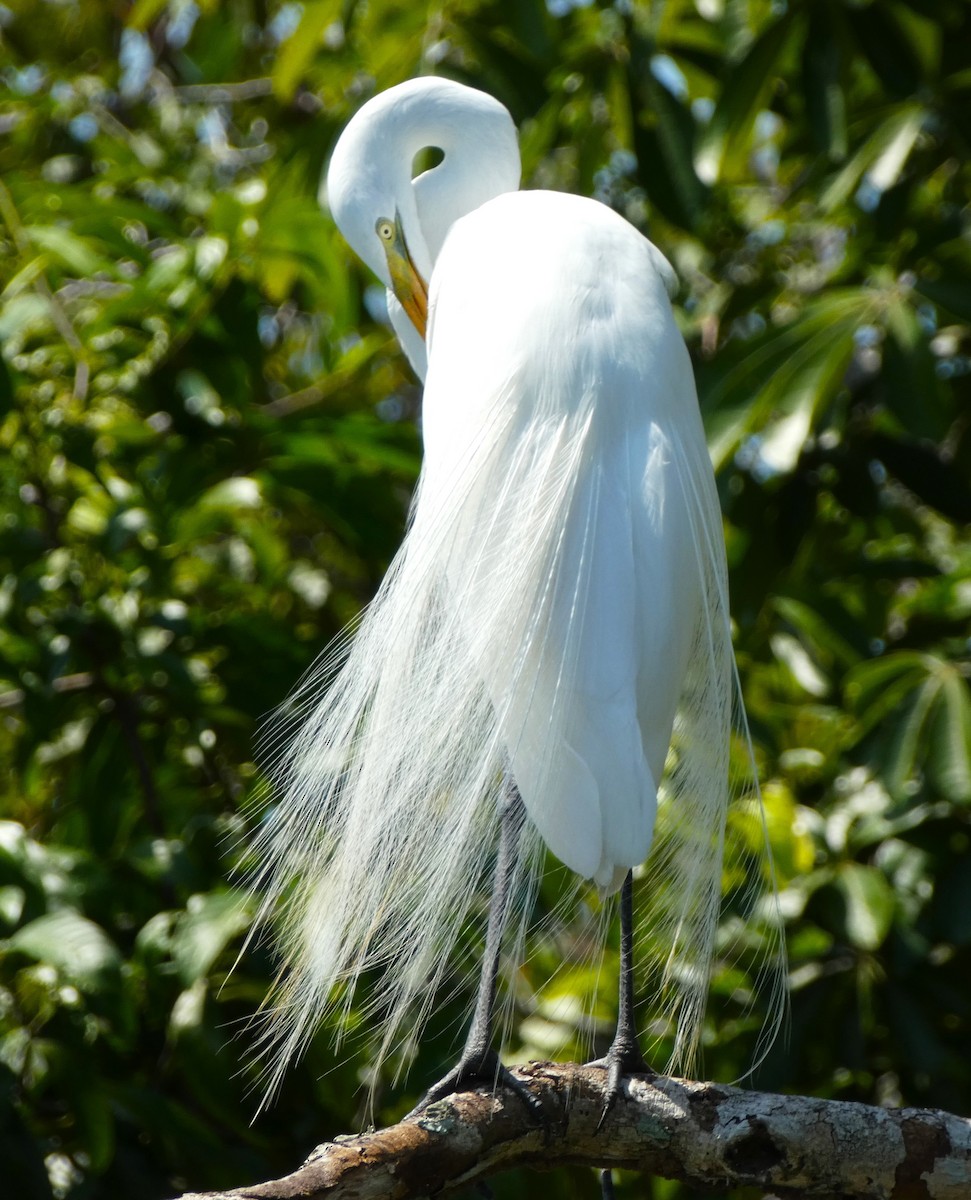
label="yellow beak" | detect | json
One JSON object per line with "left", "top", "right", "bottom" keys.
{"left": 382, "top": 218, "right": 428, "bottom": 340}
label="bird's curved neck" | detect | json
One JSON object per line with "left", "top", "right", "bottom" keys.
{"left": 387, "top": 98, "right": 520, "bottom": 277}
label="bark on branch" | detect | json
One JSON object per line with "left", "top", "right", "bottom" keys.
{"left": 176, "top": 1061, "right": 971, "bottom": 1200}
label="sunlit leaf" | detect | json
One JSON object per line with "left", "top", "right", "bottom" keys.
{"left": 8, "top": 911, "right": 122, "bottom": 993}
{"left": 819, "top": 104, "right": 925, "bottom": 212}
{"left": 24, "top": 226, "right": 109, "bottom": 276}
{"left": 927, "top": 669, "right": 971, "bottom": 804}
{"left": 0, "top": 293, "right": 49, "bottom": 339}
{"left": 773, "top": 598, "right": 864, "bottom": 671}
{"left": 835, "top": 863, "right": 895, "bottom": 951}
{"left": 272, "top": 0, "right": 343, "bottom": 101}
{"left": 703, "top": 291, "right": 871, "bottom": 469}
{"left": 171, "top": 891, "right": 250, "bottom": 986}
{"left": 196, "top": 477, "right": 264, "bottom": 512}
{"left": 128, "top": 0, "right": 170, "bottom": 29}
{"left": 756, "top": 322, "right": 857, "bottom": 473}
{"left": 695, "top": 12, "right": 797, "bottom": 184}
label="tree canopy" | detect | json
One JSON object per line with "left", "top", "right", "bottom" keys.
{"left": 1, "top": 2, "right": 969, "bottom": 1197}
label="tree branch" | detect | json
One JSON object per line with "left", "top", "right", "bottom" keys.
{"left": 175, "top": 1061, "right": 971, "bottom": 1199}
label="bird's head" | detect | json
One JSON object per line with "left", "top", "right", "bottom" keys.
{"left": 325, "top": 77, "right": 520, "bottom": 364}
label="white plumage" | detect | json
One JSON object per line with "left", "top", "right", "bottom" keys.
{"left": 250, "top": 77, "right": 781, "bottom": 1105}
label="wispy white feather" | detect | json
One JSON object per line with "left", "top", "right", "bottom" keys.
{"left": 246, "top": 80, "right": 784, "bottom": 1107}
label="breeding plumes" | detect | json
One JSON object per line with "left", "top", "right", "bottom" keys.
{"left": 249, "top": 77, "right": 783, "bottom": 1112}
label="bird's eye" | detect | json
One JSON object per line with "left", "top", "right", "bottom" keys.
{"left": 376, "top": 219, "right": 395, "bottom": 243}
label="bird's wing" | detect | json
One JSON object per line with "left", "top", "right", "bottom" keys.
{"left": 419, "top": 189, "right": 704, "bottom": 890}
{"left": 417, "top": 404, "right": 664, "bottom": 890}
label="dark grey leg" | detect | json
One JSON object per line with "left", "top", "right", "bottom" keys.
{"left": 607, "top": 871, "right": 651, "bottom": 1090}
{"left": 594, "top": 871, "right": 653, "bottom": 1198}
{"left": 590, "top": 872, "right": 653, "bottom": 1121}
{"left": 412, "top": 781, "right": 540, "bottom": 1113}
{"left": 460, "top": 782, "right": 523, "bottom": 1067}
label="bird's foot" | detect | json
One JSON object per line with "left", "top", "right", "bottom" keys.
{"left": 409, "top": 1047, "right": 542, "bottom": 1117}
{"left": 590, "top": 1041, "right": 654, "bottom": 1200}
{"left": 587, "top": 1038, "right": 654, "bottom": 1132}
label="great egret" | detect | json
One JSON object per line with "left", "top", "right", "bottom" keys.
{"left": 252, "top": 77, "right": 781, "bottom": 1118}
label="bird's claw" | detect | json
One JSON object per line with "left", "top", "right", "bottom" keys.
{"left": 587, "top": 1042, "right": 653, "bottom": 1132}
{"left": 410, "top": 1050, "right": 542, "bottom": 1118}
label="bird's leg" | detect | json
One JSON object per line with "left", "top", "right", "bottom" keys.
{"left": 590, "top": 871, "right": 653, "bottom": 1125}
{"left": 455, "top": 786, "right": 520, "bottom": 1073}
{"left": 593, "top": 871, "right": 654, "bottom": 1200}
{"left": 413, "top": 782, "right": 540, "bottom": 1113}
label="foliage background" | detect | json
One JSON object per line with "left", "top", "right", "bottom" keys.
{"left": 1, "top": 0, "right": 970, "bottom": 1197}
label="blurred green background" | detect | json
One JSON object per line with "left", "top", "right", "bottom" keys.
{"left": 1, "top": 1, "right": 970, "bottom": 1197}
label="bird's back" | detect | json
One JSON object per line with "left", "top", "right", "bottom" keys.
{"left": 417, "top": 190, "right": 706, "bottom": 890}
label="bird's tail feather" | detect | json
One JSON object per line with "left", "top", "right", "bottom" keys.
{"left": 243, "top": 402, "right": 785, "bottom": 1108}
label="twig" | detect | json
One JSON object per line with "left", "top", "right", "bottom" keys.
{"left": 0, "top": 673, "right": 95, "bottom": 710}
{"left": 171, "top": 78, "right": 275, "bottom": 103}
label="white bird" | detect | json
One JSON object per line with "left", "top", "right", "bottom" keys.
{"left": 251, "top": 77, "right": 781, "bottom": 1114}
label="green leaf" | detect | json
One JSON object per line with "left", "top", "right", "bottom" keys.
{"left": 882, "top": 298, "right": 949, "bottom": 440}
{"left": 774, "top": 596, "right": 867, "bottom": 668}
{"left": 885, "top": 674, "right": 941, "bottom": 798}
{"left": 845, "top": 652, "right": 930, "bottom": 731}
{"left": 695, "top": 12, "right": 798, "bottom": 184}
{"left": 127, "top": 0, "right": 170, "bottom": 29}
{"left": 24, "top": 226, "right": 109, "bottom": 276}
{"left": 927, "top": 668, "right": 971, "bottom": 803}
{"left": 770, "top": 632, "right": 830, "bottom": 696}
{"left": 0, "top": 294, "right": 50, "bottom": 339}
{"left": 819, "top": 104, "right": 924, "bottom": 212}
{"left": 703, "top": 291, "right": 870, "bottom": 469}
{"left": 852, "top": 658, "right": 971, "bottom": 803}
{"left": 755, "top": 321, "right": 857, "bottom": 473}
{"left": 835, "top": 863, "right": 895, "bottom": 950}
{"left": 171, "top": 891, "right": 250, "bottom": 986}
{"left": 915, "top": 277, "right": 971, "bottom": 324}
{"left": 1, "top": 256, "right": 48, "bottom": 299}
{"left": 802, "top": 7, "right": 847, "bottom": 160}
{"left": 135, "top": 910, "right": 177, "bottom": 961}
{"left": 73, "top": 1081, "right": 115, "bottom": 1173}
{"left": 196, "top": 477, "right": 264, "bottom": 512}
{"left": 846, "top": 3, "right": 924, "bottom": 98}
{"left": 169, "top": 976, "right": 208, "bottom": 1035}
{"left": 272, "top": 0, "right": 342, "bottom": 101}
{"left": 627, "top": 37, "right": 708, "bottom": 230}
{"left": 7, "top": 910, "right": 122, "bottom": 993}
